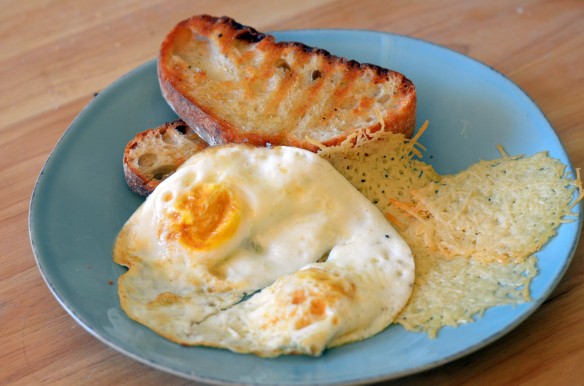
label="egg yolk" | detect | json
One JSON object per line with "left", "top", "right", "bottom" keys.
{"left": 166, "top": 183, "right": 241, "bottom": 250}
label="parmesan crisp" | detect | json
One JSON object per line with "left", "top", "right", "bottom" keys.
{"left": 318, "top": 123, "right": 582, "bottom": 337}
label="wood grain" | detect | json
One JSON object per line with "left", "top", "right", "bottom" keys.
{"left": 1, "top": 0, "right": 582, "bottom": 385}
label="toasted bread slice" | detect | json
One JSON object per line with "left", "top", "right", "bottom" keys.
{"left": 158, "top": 15, "right": 417, "bottom": 152}
{"left": 123, "top": 119, "right": 208, "bottom": 196}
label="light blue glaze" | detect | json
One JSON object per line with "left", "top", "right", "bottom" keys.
{"left": 29, "top": 30, "right": 582, "bottom": 385}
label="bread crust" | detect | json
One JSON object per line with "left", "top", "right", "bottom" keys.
{"left": 123, "top": 119, "right": 208, "bottom": 196}
{"left": 158, "top": 15, "right": 417, "bottom": 152}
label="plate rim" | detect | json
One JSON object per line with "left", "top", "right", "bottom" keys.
{"left": 28, "top": 28, "right": 583, "bottom": 386}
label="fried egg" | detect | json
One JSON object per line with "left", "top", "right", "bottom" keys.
{"left": 114, "top": 144, "right": 414, "bottom": 356}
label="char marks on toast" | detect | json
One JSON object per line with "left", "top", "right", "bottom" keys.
{"left": 158, "top": 15, "right": 417, "bottom": 152}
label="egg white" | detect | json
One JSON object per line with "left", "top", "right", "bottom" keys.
{"left": 114, "top": 144, "right": 414, "bottom": 356}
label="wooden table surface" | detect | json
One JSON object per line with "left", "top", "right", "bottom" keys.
{"left": 1, "top": 1, "right": 582, "bottom": 385}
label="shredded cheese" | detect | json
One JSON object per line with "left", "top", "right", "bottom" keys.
{"left": 319, "top": 122, "right": 439, "bottom": 227}
{"left": 374, "top": 105, "right": 386, "bottom": 131}
{"left": 409, "top": 152, "right": 580, "bottom": 263}
{"left": 318, "top": 122, "right": 582, "bottom": 337}
{"left": 304, "top": 136, "right": 326, "bottom": 151}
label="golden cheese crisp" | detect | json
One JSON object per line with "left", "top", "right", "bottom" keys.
{"left": 319, "top": 123, "right": 582, "bottom": 337}
{"left": 405, "top": 151, "right": 580, "bottom": 264}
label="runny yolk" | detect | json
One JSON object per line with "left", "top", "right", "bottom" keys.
{"left": 167, "top": 183, "right": 241, "bottom": 250}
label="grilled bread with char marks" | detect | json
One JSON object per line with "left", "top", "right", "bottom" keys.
{"left": 158, "top": 15, "right": 417, "bottom": 151}
{"left": 123, "top": 119, "right": 208, "bottom": 196}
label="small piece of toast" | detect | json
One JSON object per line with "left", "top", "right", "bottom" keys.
{"left": 158, "top": 15, "right": 417, "bottom": 151}
{"left": 123, "top": 119, "right": 208, "bottom": 196}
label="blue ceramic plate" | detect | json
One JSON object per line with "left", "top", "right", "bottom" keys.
{"left": 30, "top": 30, "right": 582, "bottom": 385}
